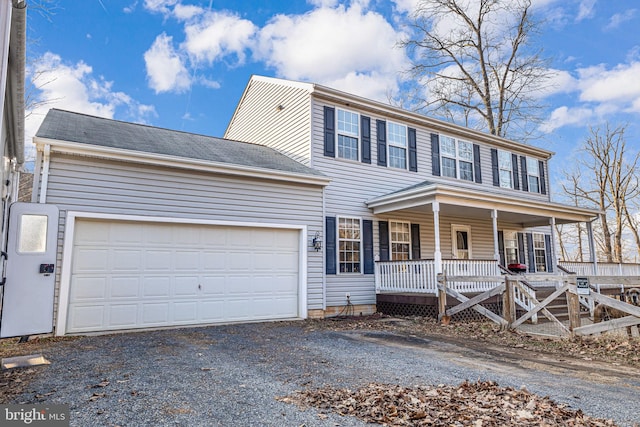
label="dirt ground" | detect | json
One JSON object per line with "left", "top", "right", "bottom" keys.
{"left": 1, "top": 315, "right": 639, "bottom": 426}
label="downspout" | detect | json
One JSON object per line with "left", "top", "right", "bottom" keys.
{"left": 38, "top": 145, "right": 51, "bottom": 204}
{"left": 7, "top": 0, "right": 26, "bottom": 169}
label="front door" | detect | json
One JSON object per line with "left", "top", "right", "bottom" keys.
{"left": 0, "top": 202, "right": 59, "bottom": 338}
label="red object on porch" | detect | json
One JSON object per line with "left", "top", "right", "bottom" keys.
{"left": 508, "top": 263, "right": 527, "bottom": 273}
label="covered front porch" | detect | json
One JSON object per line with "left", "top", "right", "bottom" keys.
{"left": 366, "top": 181, "right": 617, "bottom": 307}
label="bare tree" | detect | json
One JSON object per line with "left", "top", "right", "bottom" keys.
{"left": 562, "top": 123, "right": 640, "bottom": 263}
{"left": 400, "top": 0, "right": 550, "bottom": 140}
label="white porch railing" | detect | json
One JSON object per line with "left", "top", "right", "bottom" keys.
{"left": 559, "top": 261, "right": 640, "bottom": 276}
{"left": 375, "top": 259, "right": 500, "bottom": 294}
{"left": 375, "top": 259, "right": 438, "bottom": 293}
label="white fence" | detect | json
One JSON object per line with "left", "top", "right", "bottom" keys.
{"left": 559, "top": 261, "right": 640, "bottom": 276}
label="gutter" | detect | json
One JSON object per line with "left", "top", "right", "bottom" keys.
{"left": 34, "top": 137, "right": 332, "bottom": 187}
{"left": 7, "top": 0, "right": 26, "bottom": 167}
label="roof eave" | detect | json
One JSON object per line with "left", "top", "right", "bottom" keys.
{"left": 34, "top": 137, "right": 331, "bottom": 187}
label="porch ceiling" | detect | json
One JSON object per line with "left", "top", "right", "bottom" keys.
{"left": 366, "top": 181, "right": 601, "bottom": 227}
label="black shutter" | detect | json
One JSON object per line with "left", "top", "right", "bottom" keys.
{"left": 326, "top": 216, "right": 336, "bottom": 274}
{"left": 473, "top": 144, "right": 482, "bottom": 183}
{"left": 517, "top": 232, "right": 526, "bottom": 264}
{"left": 498, "top": 230, "right": 505, "bottom": 267}
{"left": 379, "top": 221, "right": 389, "bottom": 261}
{"left": 512, "top": 154, "right": 520, "bottom": 190}
{"left": 323, "top": 106, "right": 335, "bottom": 157}
{"left": 411, "top": 223, "right": 421, "bottom": 260}
{"left": 408, "top": 127, "right": 417, "bottom": 172}
{"left": 431, "top": 133, "right": 440, "bottom": 176}
{"left": 491, "top": 148, "right": 499, "bottom": 186}
{"left": 544, "top": 234, "right": 553, "bottom": 272}
{"left": 520, "top": 156, "right": 529, "bottom": 192}
{"left": 363, "top": 220, "right": 374, "bottom": 274}
{"left": 539, "top": 160, "right": 547, "bottom": 195}
{"left": 526, "top": 232, "right": 535, "bottom": 272}
{"left": 361, "top": 116, "right": 371, "bottom": 164}
{"left": 376, "top": 120, "right": 387, "bottom": 166}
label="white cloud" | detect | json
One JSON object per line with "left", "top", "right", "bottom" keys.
{"left": 576, "top": 0, "right": 596, "bottom": 22}
{"left": 255, "top": 3, "right": 408, "bottom": 102}
{"left": 144, "top": 33, "right": 191, "bottom": 93}
{"left": 182, "top": 11, "right": 256, "bottom": 65}
{"left": 24, "top": 52, "right": 156, "bottom": 161}
{"left": 605, "top": 9, "right": 637, "bottom": 31}
{"left": 540, "top": 106, "right": 594, "bottom": 133}
{"left": 143, "top": 0, "right": 177, "bottom": 14}
{"left": 577, "top": 62, "right": 640, "bottom": 105}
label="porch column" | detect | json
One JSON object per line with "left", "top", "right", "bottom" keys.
{"left": 433, "top": 202, "right": 442, "bottom": 274}
{"left": 586, "top": 220, "right": 598, "bottom": 275}
{"left": 491, "top": 210, "right": 499, "bottom": 262}
{"left": 550, "top": 217, "right": 558, "bottom": 269}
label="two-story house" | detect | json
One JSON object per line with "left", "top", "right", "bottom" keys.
{"left": 23, "top": 75, "right": 599, "bottom": 336}
{"left": 225, "top": 75, "right": 600, "bottom": 315}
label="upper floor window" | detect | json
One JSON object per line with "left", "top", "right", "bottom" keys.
{"left": 387, "top": 122, "right": 407, "bottom": 169}
{"left": 441, "top": 136, "right": 474, "bottom": 181}
{"left": 390, "top": 221, "right": 411, "bottom": 260}
{"left": 498, "top": 150, "right": 513, "bottom": 189}
{"left": 337, "top": 109, "right": 359, "bottom": 161}
{"left": 526, "top": 157, "right": 540, "bottom": 193}
{"left": 338, "top": 217, "right": 361, "bottom": 273}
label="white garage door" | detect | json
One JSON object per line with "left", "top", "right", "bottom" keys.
{"left": 66, "top": 219, "right": 300, "bottom": 333}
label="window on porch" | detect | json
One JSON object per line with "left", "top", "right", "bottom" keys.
{"left": 452, "top": 225, "right": 471, "bottom": 259}
{"left": 533, "top": 233, "right": 546, "bottom": 271}
{"left": 503, "top": 231, "right": 519, "bottom": 264}
{"left": 390, "top": 221, "right": 411, "bottom": 260}
{"left": 338, "top": 217, "right": 361, "bottom": 273}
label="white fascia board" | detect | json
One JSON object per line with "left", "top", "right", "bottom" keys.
{"left": 34, "top": 137, "right": 331, "bottom": 187}
{"left": 311, "top": 86, "right": 554, "bottom": 159}
{"left": 367, "top": 183, "right": 601, "bottom": 221}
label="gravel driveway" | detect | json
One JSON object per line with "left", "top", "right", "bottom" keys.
{"left": 7, "top": 320, "right": 640, "bottom": 426}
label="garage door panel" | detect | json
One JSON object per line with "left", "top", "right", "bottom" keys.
{"left": 142, "top": 303, "right": 170, "bottom": 325}
{"left": 144, "top": 250, "right": 172, "bottom": 271}
{"left": 70, "top": 277, "right": 107, "bottom": 301}
{"left": 73, "top": 248, "right": 109, "bottom": 272}
{"left": 113, "top": 249, "right": 142, "bottom": 271}
{"left": 174, "top": 276, "right": 199, "bottom": 296}
{"left": 67, "top": 220, "right": 300, "bottom": 333}
{"left": 108, "top": 304, "right": 138, "bottom": 327}
{"left": 111, "top": 277, "right": 141, "bottom": 298}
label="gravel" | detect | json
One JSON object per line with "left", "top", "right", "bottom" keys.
{"left": 6, "top": 321, "right": 640, "bottom": 426}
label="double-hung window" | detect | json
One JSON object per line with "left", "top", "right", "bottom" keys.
{"left": 526, "top": 157, "right": 540, "bottom": 193}
{"left": 390, "top": 221, "right": 411, "bottom": 260}
{"left": 337, "top": 109, "right": 359, "bottom": 161}
{"left": 338, "top": 217, "right": 361, "bottom": 273}
{"left": 533, "top": 233, "right": 546, "bottom": 272}
{"left": 503, "top": 231, "right": 519, "bottom": 264}
{"left": 440, "top": 136, "right": 474, "bottom": 181}
{"left": 388, "top": 122, "right": 407, "bottom": 169}
{"left": 498, "top": 150, "right": 513, "bottom": 189}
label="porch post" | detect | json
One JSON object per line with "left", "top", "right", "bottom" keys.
{"left": 491, "top": 210, "right": 499, "bottom": 262}
{"left": 433, "top": 202, "right": 442, "bottom": 274}
{"left": 550, "top": 217, "right": 558, "bottom": 270}
{"left": 586, "top": 220, "right": 598, "bottom": 275}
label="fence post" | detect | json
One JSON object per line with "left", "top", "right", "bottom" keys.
{"left": 437, "top": 273, "right": 449, "bottom": 324}
{"left": 503, "top": 277, "right": 516, "bottom": 326}
{"left": 566, "top": 276, "right": 581, "bottom": 334}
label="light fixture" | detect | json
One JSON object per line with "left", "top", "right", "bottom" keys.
{"left": 312, "top": 231, "right": 322, "bottom": 251}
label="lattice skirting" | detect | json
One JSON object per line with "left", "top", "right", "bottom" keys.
{"left": 377, "top": 301, "right": 507, "bottom": 322}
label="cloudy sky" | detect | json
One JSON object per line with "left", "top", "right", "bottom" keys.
{"left": 25, "top": 0, "right": 640, "bottom": 197}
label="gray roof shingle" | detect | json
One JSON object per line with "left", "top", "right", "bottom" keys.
{"left": 36, "top": 109, "right": 325, "bottom": 177}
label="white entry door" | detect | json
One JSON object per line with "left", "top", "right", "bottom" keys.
{"left": 1, "top": 203, "right": 59, "bottom": 338}
{"left": 65, "top": 219, "right": 301, "bottom": 334}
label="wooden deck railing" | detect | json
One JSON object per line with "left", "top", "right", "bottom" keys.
{"left": 559, "top": 261, "right": 640, "bottom": 276}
